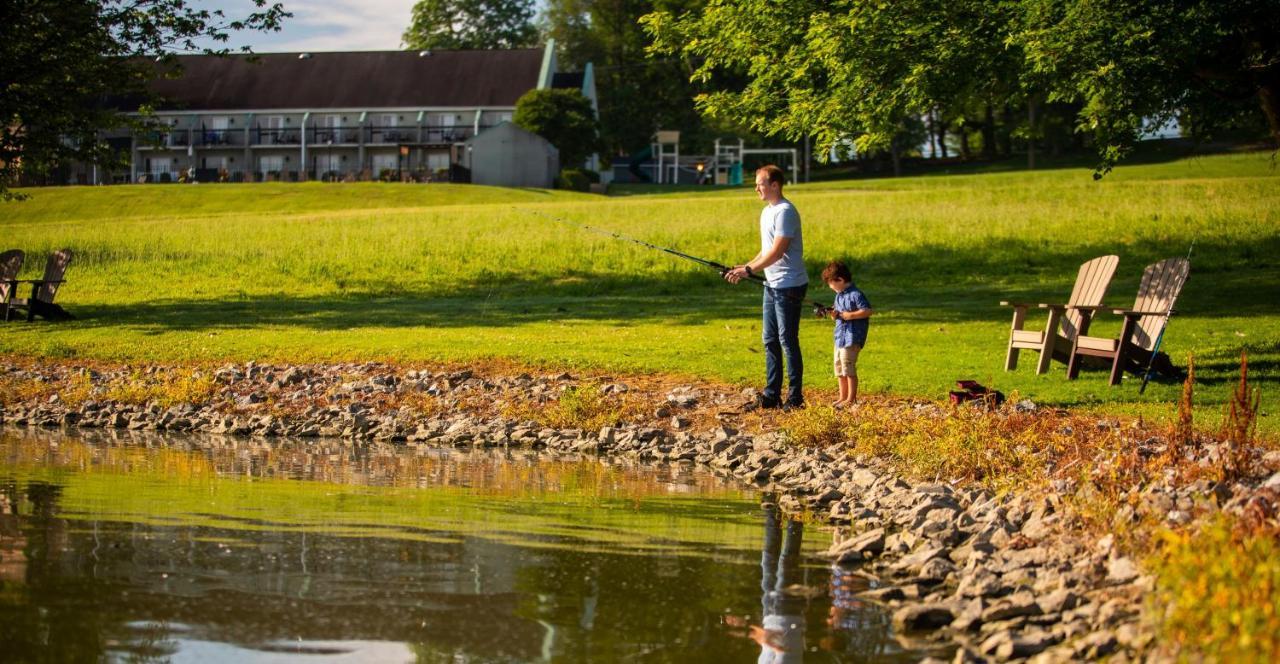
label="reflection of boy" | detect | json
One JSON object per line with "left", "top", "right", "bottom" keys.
{"left": 822, "top": 261, "right": 873, "bottom": 408}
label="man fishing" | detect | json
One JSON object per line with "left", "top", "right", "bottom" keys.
{"left": 724, "top": 165, "right": 808, "bottom": 409}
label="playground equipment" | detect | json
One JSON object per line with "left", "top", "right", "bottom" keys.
{"left": 615, "top": 131, "right": 803, "bottom": 185}
{"left": 713, "top": 138, "right": 799, "bottom": 186}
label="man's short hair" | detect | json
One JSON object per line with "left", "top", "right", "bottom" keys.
{"left": 822, "top": 261, "right": 852, "bottom": 284}
{"left": 756, "top": 164, "right": 786, "bottom": 186}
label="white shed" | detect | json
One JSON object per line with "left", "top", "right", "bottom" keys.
{"left": 463, "top": 122, "right": 559, "bottom": 188}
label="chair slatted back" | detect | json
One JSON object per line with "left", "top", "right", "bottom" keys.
{"left": 1129, "top": 258, "right": 1190, "bottom": 350}
{"left": 0, "top": 250, "right": 23, "bottom": 302}
{"left": 36, "top": 249, "right": 73, "bottom": 303}
{"left": 1062, "top": 255, "right": 1119, "bottom": 340}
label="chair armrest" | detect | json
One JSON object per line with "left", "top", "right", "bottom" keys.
{"left": 1112, "top": 309, "right": 1175, "bottom": 317}
{"left": 12, "top": 279, "right": 65, "bottom": 285}
{"left": 999, "top": 301, "right": 1034, "bottom": 308}
{"left": 1036, "top": 302, "right": 1068, "bottom": 311}
{"left": 1067, "top": 304, "right": 1109, "bottom": 312}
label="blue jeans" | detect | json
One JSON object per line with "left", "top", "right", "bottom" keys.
{"left": 762, "top": 283, "right": 807, "bottom": 405}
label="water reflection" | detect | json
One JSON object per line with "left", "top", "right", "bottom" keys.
{"left": 0, "top": 430, "right": 936, "bottom": 662}
{"left": 754, "top": 499, "right": 807, "bottom": 662}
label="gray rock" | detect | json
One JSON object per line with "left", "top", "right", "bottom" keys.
{"left": 891, "top": 603, "right": 955, "bottom": 632}
{"left": 1106, "top": 556, "right": 1139, "bottom": 584}
{"left": 830, "top": 528, "right": 885, "bottom": 562}
{"left": 981, "top": 590, "right": 1042, "bottom": 622}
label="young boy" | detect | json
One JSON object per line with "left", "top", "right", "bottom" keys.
{"left": 822, "top": 261, "right": 873, "bottom": 408}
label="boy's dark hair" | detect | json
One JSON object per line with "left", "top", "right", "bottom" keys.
{"left": 755, "top": 164, "right": 786, "bottom": 186}
{"left": 822, "top": 261, "right": 852, "bottom": 284}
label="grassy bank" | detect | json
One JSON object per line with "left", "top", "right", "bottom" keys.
{"left": 2, "top": 151, "right": 1277, "bottom": 430}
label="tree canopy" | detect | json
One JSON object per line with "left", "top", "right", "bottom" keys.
{"left": 643, "top": 0, "right": 1279, "bottom": 175}
{"left": 1, "top": 0, "right": 288, "bottom": 199}
{"left": 542, "top": 0, "right": 735, "bottom": 155}
{"left": 513, "top": 88, "right": 601, "bottom": 169}
{"left": 403, "top": 0, "right": 538, "bottom": 50}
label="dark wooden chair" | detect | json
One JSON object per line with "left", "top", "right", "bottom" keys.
{"left": 1068, "top": 258, "right": 1191, "bottom": 385}
{"left": 1, "top": 249, "right": 25, "bottom": 320}
{"left": 6, "top": 249, "right": 75, "bottom": 322}
{"left": 1001, "top": 255, "right": 1120, "bottom": 374}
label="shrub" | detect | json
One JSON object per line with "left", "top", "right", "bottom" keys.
{"left": 556, "top": 169, "right": 591, "bottom": 192}
{"left": 1150, "top": 516, "right": 1280, "bottom": 661}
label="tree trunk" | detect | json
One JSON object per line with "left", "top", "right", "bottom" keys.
{"left": 1000, "top": 104, "right": 1014, "bottom": 156}
{"left": 1028, "top": 98, "right": 1038, "bottom": 170}
{"left": 927, "top": 110, "right": 938, "bottom": 158}
{"left": 959, "top": 128, "right": 971, "bottom": 160}
{"left": 1259, "top": 80, "right": 1280, "bottom": 148}
{"left": 938, "top": 118, "right": 949, "bottom": 159}
{"left": 890, "top": 137, "right": 902, "bottom": 177}
{"left": 982, "top": 103, "right": 996, "bottom": 160}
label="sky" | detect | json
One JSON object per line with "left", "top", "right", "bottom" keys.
{"left": 195, "top": 0, "right": 422, "bottom": 52}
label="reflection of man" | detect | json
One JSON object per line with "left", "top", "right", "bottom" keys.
{"left": 755, "top": 500, "right": 806, "bottom": 663}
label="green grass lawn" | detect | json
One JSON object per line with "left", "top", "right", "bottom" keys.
{"left": 2, "top": 151, "right": 1277, "bottom": 431}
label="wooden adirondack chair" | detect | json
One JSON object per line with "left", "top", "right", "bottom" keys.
{"left": 6, "top": 249, "right": 75, "bottom": 322}
{"left": 0, "top": 250, "right": 24, "bottom": 320}
{"left": 1067, "top": 258, "right": 1190, "bottom": 385}
{"left": 1001, "top": 255, "right": 1119, "bottom": 374}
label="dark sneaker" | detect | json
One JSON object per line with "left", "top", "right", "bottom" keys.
{"left": 753, "top": 393, "right": 782, "bottom": 410}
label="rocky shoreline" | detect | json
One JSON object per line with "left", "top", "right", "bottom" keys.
{"left": 3, "top": 360, "right": 1277, "bottom": 663}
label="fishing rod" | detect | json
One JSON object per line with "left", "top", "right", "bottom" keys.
{"left": 516, "top": 207, "right": 833, "bottom": 316}
{"left": 1139, "top": 240, "right": 1195, "bottom": 394}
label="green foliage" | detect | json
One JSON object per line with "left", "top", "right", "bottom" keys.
{"left": 643, "top": 0, "right": 1279, "bottom": 176}
{"left": 1015, "top": 0, "right": 1280, "bottom": 174}
{"left": 403, "top": 0, "right": 537, "bottom": 50}
{"left": 0, "top": 0, "right": 289, "bottom": 200}
{"left": 556, "top": 168, "right": 597, "bottom": 191}
{"left": 0, "top": 152, "right": 1276, "bottom": 429}
{"left": 1151, "top": 517, "right": 1280, "bottom": 661}
{"left": 781, "top": 406, "right": 846, "bottom": 447}
{"left": 542, "top": 0, "right": 721, "bottom": 153}
{"left": 514, "top": 88, "right": 601, "bottom": 168}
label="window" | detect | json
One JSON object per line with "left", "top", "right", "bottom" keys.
{"left": 259, "top": 155, "right": 284, "bottom": 174}
{"left": 426, "top": 151, "right": 450, "bottom": 171}
{"left": 372, "top": 153, "right": 398, "bottom": 173}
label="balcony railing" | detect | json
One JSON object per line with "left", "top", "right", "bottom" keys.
{"left": 253, "top": 127, "right": 302, "bottom": 145}
{"left": 307, "top": 127, "right": 361, "bottom": 144}
{"left": 197, "top": 128, "right": 243, "bottom": 147}
{"left": 137, "top": 123, "right": 500, "bottom": 149}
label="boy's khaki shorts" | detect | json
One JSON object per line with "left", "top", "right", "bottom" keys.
{"left": 834, "top": 344, "right": 861, "bottom": 377}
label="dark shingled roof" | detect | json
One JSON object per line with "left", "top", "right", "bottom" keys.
{"left": 146, "top": 49, "right": 544, "bottom": 111}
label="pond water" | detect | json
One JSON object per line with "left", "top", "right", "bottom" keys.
{"left": 0, "top": 429, "right": 945, "bottom": 662}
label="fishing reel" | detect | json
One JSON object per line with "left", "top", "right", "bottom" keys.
{"left": 813, "top": 303, "right": 833, "bottom": 318}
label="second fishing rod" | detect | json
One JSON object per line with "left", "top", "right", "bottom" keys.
{"left": 517, "top": 207, "right": 834, "bottom": 316}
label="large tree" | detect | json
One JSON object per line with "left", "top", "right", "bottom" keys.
{"left": 0, "top": 0, "right": 288, "bottom": 199}
{"left": 542, "top": 0, "right": 719, "bottom": 155}
{"left": 513, "top": 88, "right": 601, "bottom": 168}
{"left": 644, "top": 0, "right": 1279, "bottom": 175}
{"left": 1014, "top": 0, "right": 1280, "bottom": 173}
{"left": 403, "top": 0, "right": 538, "bottom": 50}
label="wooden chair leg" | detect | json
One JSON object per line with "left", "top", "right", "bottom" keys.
{"left": 1067, "top": 347, "right": 1082, "bottom": 380}
{"left": 1035, "top": 308, "right": 1063, "bottom": 375}
{"left": 1005, "top": 307, "right": 1027, "bottom": 371}
{"left": 1109, "top": 317, "right": 1138, "bottom": 386}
